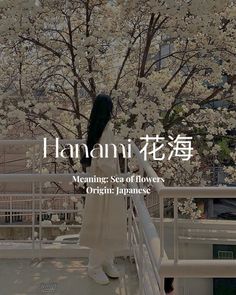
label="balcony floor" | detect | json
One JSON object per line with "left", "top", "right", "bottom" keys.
{"left": 0, "top": 257, "right": 139, "bottom": 295}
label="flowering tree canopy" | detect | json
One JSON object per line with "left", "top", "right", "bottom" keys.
{"left": 0, "top": 0, "right": 235, "bottom": 190}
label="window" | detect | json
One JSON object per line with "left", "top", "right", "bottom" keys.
{"left": 218, "top": 250, "right": 234, "bottom": 259}
{"left": 156, "top": 43, "right": 172, "bottom": 70}
{"left": 5, "top": 212, "right": 23, "bottom": 223}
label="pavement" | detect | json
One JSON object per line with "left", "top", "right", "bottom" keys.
{"left": 0, "top": 257, "right": 139, "bottom": 295}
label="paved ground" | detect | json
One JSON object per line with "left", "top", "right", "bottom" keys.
{"left": 0, "top": 257, "right": 139, "bottom": 295}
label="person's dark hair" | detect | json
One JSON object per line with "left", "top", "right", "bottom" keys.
{"left": 80, "top": 94, "right": 113, "bottom": 167}
{"left": 164, "top": 277, "right": 174, "bottom": 294}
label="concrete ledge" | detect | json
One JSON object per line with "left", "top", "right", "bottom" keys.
{"left": 160, "top": 259, "right": 236, "bottom": 277}
{"left": 0, "top": 247, "right": 132, "bottom": 259}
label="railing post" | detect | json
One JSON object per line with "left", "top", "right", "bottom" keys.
{"left": 160, "top": 276, "right": 165, "bottom": 295}
{"left": 124, "top": 147, "right": 128, "bottom": 174}
{"left": 174, "top": 197, "right": 179, "bottom": 295}
{"left": 160, "top": 194, "right": 164, "bottom": 260}
{"left": 174, "top": 277, "right": 178, "bottom": 295}
{"left": 128, "top": 206, "right": 132, "bottom": 251}
{"left": 32, "top": 145, "right": 36, "bottom": 254}
{"left": 39, "top": 143, "right": 42, "bottom": 256}
{"left": 10, "top": 196, "right": 12, "bottom": 224}
{"left": 128, "top": 197, "right": 134, "bottom": 264}
{"left": 139, "top": 221, "right": 144, "bottom": 295}
{"left": 174, "top": 197, "right": 179, "bottom": 263}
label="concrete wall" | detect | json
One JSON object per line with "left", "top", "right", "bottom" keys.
{"left": 154, "top": 219, "right": 213, "bottom": 295}
{"left": 178, "top": 243, "right": 213, "bottom": 295}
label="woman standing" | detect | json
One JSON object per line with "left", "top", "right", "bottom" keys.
{"left": 79, "top": 94, "right": 128, "bottom": 285}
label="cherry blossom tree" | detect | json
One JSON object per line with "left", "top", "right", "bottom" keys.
{"left": 0, "top": 0, "right": 235, "bottom": 204}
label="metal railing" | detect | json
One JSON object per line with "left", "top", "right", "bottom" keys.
{"left": 0, "top": 139, "right": 236, "bottom": 295}
{"left": 130, "top": 142, "right": 236, "bottom": 295}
